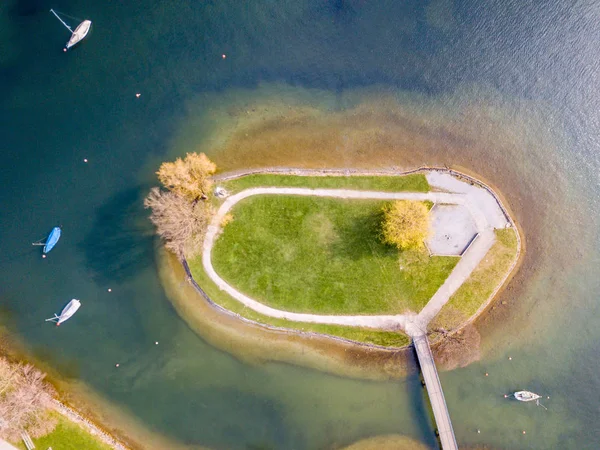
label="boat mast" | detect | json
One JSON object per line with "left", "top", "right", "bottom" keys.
{"left": 50, "top": 9, "right": 73, "bottom": 33}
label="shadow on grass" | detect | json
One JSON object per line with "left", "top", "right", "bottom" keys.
{"left": 79, "top": 186, "right": 156, "bottom": 285}
{"left": 330, "top": 207, "right": 395, "bottom": 260}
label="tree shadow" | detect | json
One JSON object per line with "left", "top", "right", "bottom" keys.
{"left": 331, "top": 207, "right": 395, "bottom": 260}
{"left": 79, "top": 186, "right": 156, "bottom": 285}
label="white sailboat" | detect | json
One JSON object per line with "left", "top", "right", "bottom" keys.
{"left": 50, "top": 9, "right": 92, "bottom": 51}
{"left": 46, "top": 299, "right": 81, "bottom": 326}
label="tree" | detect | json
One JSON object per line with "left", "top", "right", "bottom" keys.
{"left": 156, "top": 152, "right": 217, "bottom": 202}
{"left": 0, "top": 358, "right": 56, "bottom": 442}
{"left": 381, "top": 200, "right": 430, "bottom": 250}
{"left": 144, "top": 187, "right": 214, "bottom": 257}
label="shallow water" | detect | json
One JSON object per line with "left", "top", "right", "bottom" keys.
{"left": 1, "top": 0, "right": 600, "bottom": 448}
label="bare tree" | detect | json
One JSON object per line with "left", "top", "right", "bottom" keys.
{"left": 0, "top": 358, "right": 55, "bottom": 442}
{"left": 144, "top": 187, "right": 214, "bottom": 257}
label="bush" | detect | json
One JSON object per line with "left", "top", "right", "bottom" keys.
{"left": 381, "top": 200, "right": 430, "bottom": 250}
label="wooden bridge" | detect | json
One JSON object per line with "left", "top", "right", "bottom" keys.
{"left": 413, "top": 334, "right": 459, "bottom": 450}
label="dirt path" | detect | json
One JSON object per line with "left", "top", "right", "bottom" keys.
{"left": 203, "top": 174, "right": 507, "bottom": 336}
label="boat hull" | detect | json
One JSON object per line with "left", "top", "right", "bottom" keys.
{"left": 514, "top": 391, "right": 541, "bottom": 402}
{"left": 43, "top": 227, "right": 61, "bottom": 253}
{"left": 66, "top": 20, "right": 92, "bottom": 49}
{"left": 57, "top": 299, "right": 81, "bottom": 325}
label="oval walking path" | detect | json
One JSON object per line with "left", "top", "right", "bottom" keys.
{"left": 202, "top": 172, "right": 508, "bottom": 337}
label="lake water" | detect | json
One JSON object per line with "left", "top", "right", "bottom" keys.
{"left": 1, "top": 1, "right": 600, "bottom": 449}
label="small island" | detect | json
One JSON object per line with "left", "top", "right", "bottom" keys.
{"left": 146, "top": 153, "right": 520, "bottom": 359}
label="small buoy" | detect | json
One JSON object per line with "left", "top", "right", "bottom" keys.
{"left": 63, "top": 48, "right": 67, "bottom": 53}
{"left": 504, "top": 394, "right": 508, "bottom": 398}
{"left": 155, "top": 341, "right": 158, "bottom": 345}
{"left": 222, "top": 54, "right": 226, "bottom": 59}
{"left": 547, "top": 396, "right": 550, "bottom": 399}
{"left": 115, "top": 363, "right": 120, "bottom": 367}
{"left": 522, "top": 430, "right": 526, "bottom": 435}
{"left": 477, "top": 429, "right": 481, "bottom": 434}
{"left": 107, "top": 288, "right": 112, "bottom": 292}
{"left": 83, "top": 158, "right": 88, "bottom": 163}
{"left": 42, "top": 254, "right": 47, "bottom": 259}
{"left": 135, "top": 93, "right": 141, "bottom": 98}
{"left": 508, "top": 356, "right": 512, "bottom": 360}
{"left": 485, "top": 372, "right": 489, "bottom": 377}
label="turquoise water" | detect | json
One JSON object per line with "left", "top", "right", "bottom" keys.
{"left": 2, "top": 1, "right": 600, "bottom": 448}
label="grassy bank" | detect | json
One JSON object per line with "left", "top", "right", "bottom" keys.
{"left": 219, "top": 173, "right": 430, "bottom": 194}
{"left": 428, "top": 228, "right": 519, "bottom": 333}
{"left": 15, "top": 412, "right": 112, "bottom": 450}
{"left": 211, "top": 196, "right": 457, "bottom": 314}
{"left": 187, "top": 258, "right": 410, "bottom": 347}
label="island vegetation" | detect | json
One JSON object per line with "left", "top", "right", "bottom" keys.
{"left": 211, "top": 196, "right": 455, "bottom": 314}
{"left": 146, "top": 153, "right": 519, "bottom": 351}
{"left": 381, "top": 200, "right": 431, "bottom": 250}
{"left": 144, "top": 152, "right": 216, "bottom": 257}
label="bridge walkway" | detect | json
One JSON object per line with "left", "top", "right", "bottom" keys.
{"left": 413, "top": 334, "right": 458, "bottom": 450}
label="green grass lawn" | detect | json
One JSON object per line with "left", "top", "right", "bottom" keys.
{"left": 219, "top": 173, "right": 430, "bottom": 193}
{"left": 188, "top": 257, "right": 410, "bottom": 347}
{"left": 15, "top": 413, "right": 112, "bottom": 450}
{"left": 211, "top": 195, "right": 457, "bottom": 315}
{"left": 429, "top": 228, "right": 519, "bottom": 333}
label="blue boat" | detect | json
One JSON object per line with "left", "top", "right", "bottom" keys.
{"left": 33, "top": 227, "right": 61, "bottom": 254}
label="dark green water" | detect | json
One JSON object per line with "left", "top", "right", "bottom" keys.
{"left": 2, "top": 1, "right": 600, "bottom": 448}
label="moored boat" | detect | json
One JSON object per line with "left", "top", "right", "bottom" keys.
{"left": 43, "top": 227, "right": 61, "bottom": 253}
{"left": 32, "top": 226, "right": 61, "bottom": 255}
{"left": 514, "top": 391, "right": 541, "bottom": 402}
{"left": 66, "top": 20, "right": 92, "bottom": 50}
{"left": 45, "top": 299, "right": 81, "bottom": 326}
{"left": 50, "top": 9, "right": 92, "bottom": 51}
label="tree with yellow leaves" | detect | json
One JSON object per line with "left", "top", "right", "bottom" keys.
{"left": 381, "top": 200, "right": 431, "bottom": 250}
{"left": 157, "top": 152, "right": 217, "bottom": 202}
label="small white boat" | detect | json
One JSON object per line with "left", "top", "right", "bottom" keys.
{"left": 66, "top": 20, "right": 92, "bottom": 50}
{"left": 46, "top": 299, "right": 81, "bottom": 326}
{"left": 514, "top": 391, "right": 541, "bottom": 403}
{"left": 50, "top": 9, "right": 92, "bottom": 51}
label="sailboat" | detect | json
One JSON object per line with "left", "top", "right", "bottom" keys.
{"left": 50, "top": 9, "right": 92, "bottom": 51}
{"left": 32, "top": 226, "right": 61, "bottom": 255}
{"left": 45, "top": 299, "right": 81, "bottom": 326}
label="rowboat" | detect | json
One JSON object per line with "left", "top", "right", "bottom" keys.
{"left": 514, "top": 391, "right": 541, "bottom": 402}
{"left": 50, "top": 9, "right": 92, "bottom": 51}
{"left": 32, "top": 226, "right": 61, "bottom": 255}
{"left": 45, "top": 299, "right": 81, "bottom": 326}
